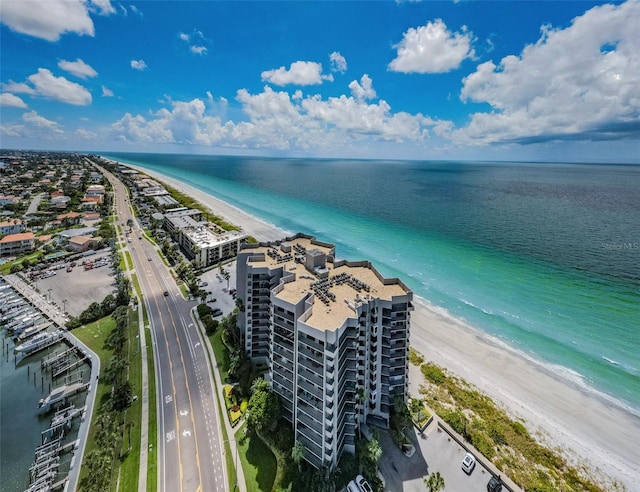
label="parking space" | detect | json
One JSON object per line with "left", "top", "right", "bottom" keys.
{"left": 30, "top": 252, "right": 117, "bottom": 317}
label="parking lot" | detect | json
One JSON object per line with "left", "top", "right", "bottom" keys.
{"left": 375, "top": 421, "right": 496, "bottom": 492}
{"left": 30, "top": 251, "right": 117, "bottom": 317}
{"left": 197, "top": 259, "right": 238, "bottom": 318}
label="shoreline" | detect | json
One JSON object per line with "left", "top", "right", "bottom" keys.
{"left": 111, "top": 159, "right": 640, "bottom": 490}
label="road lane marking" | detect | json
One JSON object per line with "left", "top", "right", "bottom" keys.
{"left": 166, "top": 430, "right": 176, "bottom": 442}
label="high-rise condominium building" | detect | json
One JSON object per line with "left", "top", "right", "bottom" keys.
{"left": 236, "top": 233, "right": 412, "bottom": 470}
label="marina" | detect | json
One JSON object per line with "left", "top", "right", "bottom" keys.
{"left": 1, "top": 278, "right": 98, "bottom": 492}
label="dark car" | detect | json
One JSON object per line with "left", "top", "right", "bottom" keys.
{"left": 212, "top": 308, "right": 223, "bottom": 317}
{"left": 164, "top": 291, "right": 169, "bottom": 297}
{"left": 487, "top": 475, "right": 503, "bottom": 492}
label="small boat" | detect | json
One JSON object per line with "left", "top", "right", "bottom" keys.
{"left": 14, "top": 330, "right": 62, "bottom": 355}
{"left": 38, "top": 382, "right": 88, "bottom": 414}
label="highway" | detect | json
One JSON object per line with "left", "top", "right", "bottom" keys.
{"left": 96, "top": 161, "right": 228, "bottom": 492}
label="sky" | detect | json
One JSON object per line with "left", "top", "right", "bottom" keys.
{"left": 0, "top": 0, "right": 638, "bottom": 162}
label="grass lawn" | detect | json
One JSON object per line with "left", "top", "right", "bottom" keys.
{"left": 117, "top": 309, "right": 142, "bottom": 492}
{"left": 73, "top": 309, "right": 144, "bottom": 491}
{"left": 209, "top": 330, "right": 230, "bottom": 383}
{"left": 72, "top": 317, "right": 117, "bottom": 482}
{"left": 235, "top": 424, "right": 277, "bottom": 492}
{"left": 144, "top": 326, "right": 157, "bottom": 492}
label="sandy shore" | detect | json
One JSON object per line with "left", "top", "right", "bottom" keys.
{"left": 120, "top": 161, "right": 639, "bottom": 490}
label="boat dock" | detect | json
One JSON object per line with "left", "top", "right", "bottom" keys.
{"left": 41, "top": 347, "right": 76, "bottom": 369}
{"left": 23, "top": 403, "right": 83, "bottom": 492}
{"left": 40, "top": 346, "right": 88, "bottom": 380}
{"left": 38, "top": 381, "right": 89, "bottom": 415}
{"left": 42, "top": 405, "right": 85, "bottom": 442}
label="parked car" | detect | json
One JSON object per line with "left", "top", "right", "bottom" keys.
{"left": 346, "top": 481, "right": 360, "bottom": 492}
{"left": 487, "top": 475, "right": 503, "bottom": 492}
{"left": 462, "top": 452, "right": 476, "bottom": 474}
{"left": 355, "top": 475, "right": 373, "bottom": 492}
{"left": 212, "top": 308, "right": 223, "bottom": 317}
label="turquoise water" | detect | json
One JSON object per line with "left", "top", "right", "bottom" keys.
{"left": 103, "top": 153, "right": 640, "bottom": 413}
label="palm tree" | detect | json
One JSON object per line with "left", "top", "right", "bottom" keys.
{"left": 424, "top": 471, "right": 445, "bottom": 492}
{"left": 250, "top": 377, "right": 270, "bottom": 395}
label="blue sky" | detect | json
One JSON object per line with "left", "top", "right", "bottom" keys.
{"left": 1, "top": 0, "right": 638, "bottom": 162}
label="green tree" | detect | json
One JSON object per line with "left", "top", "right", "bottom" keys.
{"left": 424, "top": 471, "right": 445, "bottom": 492}
{"left": 292, "top": 441, "right": 306, "bottom": 472}
{"left": 250, "top": 377, "right": 270, "bottom": 395}
{"left": 112, "top": 380, "right": 133, "bottom": 411}
{"left": 103, "top": 355, "right": 128, "bottom": 385}
{"left": 364, "top": 435, "right": 382, "bottom": 467}
{"left": 247, "top": 385, "right": 281, "bottom": 434}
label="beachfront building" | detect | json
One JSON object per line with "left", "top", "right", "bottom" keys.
{"left": 0, "top": 231, "right": 35, "bottom": 256}
{"left": 236, "top": 233, "right": 413, "bottom": 470}
{"left": 164, "top": 208, "right": 246, "bottom": 267}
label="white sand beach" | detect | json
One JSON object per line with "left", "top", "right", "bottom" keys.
{"left": 123, "top": 162, "right": 639, "bottom": 490}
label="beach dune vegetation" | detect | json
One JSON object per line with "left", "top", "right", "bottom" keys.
{"left": 416, "top": 353, "right": 613, "bottom": 491}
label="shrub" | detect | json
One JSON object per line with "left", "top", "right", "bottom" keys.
{"left": 408, "top": 347, "right": 425, "bottom": 366}
{"left": 443, "top": 409, "right": 467, "bottom": 436}
{"left": 421, "top": 363, "right": 446, "bottom": 385}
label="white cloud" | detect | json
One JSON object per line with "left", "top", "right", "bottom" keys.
{"left": 109, "top": 86, "right": 449, "bottom": 152}
{"left": 22, "top": 110, "right": 62, "bottom": 132}
{"left": 89, "top": 0, "right": 115, "bottom": 16}
{"left": 349, "top": 74, "right": 377, "bottom": 101}
{"left": 112, "top": 98, "right": 228, "bottom": 146}
{"left": 0, "top": 93, "right": 27, "bottom": 108}
{"left": 76, "top": 127, "right": 98, "bottom": 139}
{"left": 58, "top": 58, "right": 98, "bottom": 79}
{"left": 179, "top": 30, "right": 208, "bottom": 56}
{"left": 190, "top": 45, "right": 207, "bottom": 55}
{"left": 0, "top": 123, "right": 25, "bottom": 138}
{"left": 101, "top": 86, "right": 114, "bottom": 97}
{"left": 388, "top": 19, "right": 474, "bottom": 73}
{"left": 330, "top": 52, "right": 347, "bottom": 73}
{"left": 261, "top": 61, "right": 333, "bottom": 86}
{"left": 131, "top": 59, "right": 147, "bottom": 71}
{"left": 27, "top": 68, "right": 92, "bottom": 105}
{"left": 455, "top": 0, "right": 640, "bottom": 145}
{"left": 1, "top": 82, "right": 35, "bottom": 95}
{"left": 0, "top": 0, "right": 94, "bottom": 41}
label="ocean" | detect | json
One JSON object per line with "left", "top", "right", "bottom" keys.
{"left": 102, "top": 153, "right": 640, "bottom": 414}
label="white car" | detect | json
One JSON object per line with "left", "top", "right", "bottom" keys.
{"left": 355, "top": 474, "right": 373, "bottom": 492}
{"left": 346, "top": 480, "right": 360, "bottom": 492}
{"left": 462, "top": 452, "right": 476, "bottom": 474}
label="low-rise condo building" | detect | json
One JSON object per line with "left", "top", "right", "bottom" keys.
{"left": 0, "top": 232, "right": 35, "bottom": 257}
{"left": 164, "top": 208, "right": 246, "bottom": 267}
{"left": 236, "top": 233, "right": 412, "bottom": 470}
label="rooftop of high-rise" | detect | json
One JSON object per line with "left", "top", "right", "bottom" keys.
{"left": 242, "top": 234, "right": 411, "bottom": 331}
